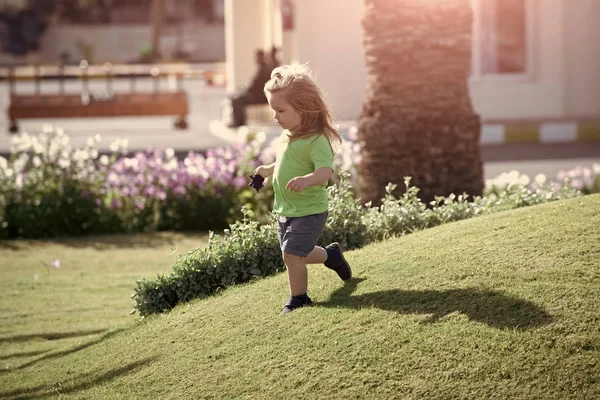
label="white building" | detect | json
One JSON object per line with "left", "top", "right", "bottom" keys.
{"left": 225, "top": 0, "right": 600, "bottom": 143}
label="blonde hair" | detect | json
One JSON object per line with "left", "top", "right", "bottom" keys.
{"left": 264, "top": 64, "right": 342, "bottom": 148}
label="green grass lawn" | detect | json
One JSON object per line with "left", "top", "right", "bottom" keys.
{"left": 0, "top": 231, "right": 208, "bottom": 376}
{"left": 1, "top": 196, "right": 599, "bottom": 399}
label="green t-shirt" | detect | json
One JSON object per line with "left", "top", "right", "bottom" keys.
{"left": 272, "top": 131, "right": 334, "bottom": 217}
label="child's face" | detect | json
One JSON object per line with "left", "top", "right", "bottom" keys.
{"left": 267, "top": 91, "right": 302, "bottom": 131}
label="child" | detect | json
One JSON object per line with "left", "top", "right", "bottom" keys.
{"left": 253, "top": 64, "right": 352, "bottom": 314}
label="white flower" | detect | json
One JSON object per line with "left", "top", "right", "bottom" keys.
{"left": 10, "top": 135, "right": 21, "bottom": 149}
{"left": 73, "top": 149, "right": 89, "bottom": 162}
{"left": 0, "top": 157, "right": 7, "bottom": 171}
{"left": 582, "top": 167, "right": 592, "bottom": 179}
{"left": 13, "top": 154, "right": 29, "bottom": 173}
{"left": 48, "top": 142, "right": 59, "bottom": 159}
{"left": 165, "top": 159, "right": 178, "bottom": 171}
{"left": 534, "top": 173, "right": 547, "bottom": 185}
{"left": 255, "top": 131, "right": 266, "bottom": 145}
{"left": 32, "top": 156, "right": 42, "bottom": 168}
{"left": 99, "top": 155, "right": 109, "bottom": 166}
{"left": 348, "top": 126, "right": 358, "bottom": 141}
{"left": 110, "top": 138, "right": 129, "bottom": 153}
{"left": 43, "top": 124, "right": 54, "bottom": 134}
{"left": 87, "top": 137, "right": 96, "bottom": 147}
{"left": 14, "top": 132, "right": 32, "bottom": 152}
{"left": 110, "top": 140, "right": 120, "bottom": 152}
{"left": 518, "top": 174, "right": 530, "bottom": 186}
{"left": 5, "top": 168, "right": 14, "bottom": 178}
{"left": 31, "top": 137, "right": 44, "bottom": 154}
{"left": 90, "top": 149, "right": 98, "bottom": 159}
{"left": 107, "top": 172, "right": 120, "bottom": 184}
{"left": 94, "top": 134, "right": 101, "bottom": 143}
{"left": 124, "top": 158, "right": 139, "bottom": 170}
{"left": 165, "top": 148, "right": 175, "bottom": 159}
{"left": 15, "top": 174, "right": 23, "bottom": 189}
{"left": 59, "top": 134, "right": 69, "bottom": 147}
{"left": 58, "top": 158, "right": 70, "bottom": 169}
{"left": 593, "top": 163, "right": 600, "bottom": 175}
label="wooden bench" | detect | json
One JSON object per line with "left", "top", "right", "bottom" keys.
{"left": 4, "top": 63, "right": 191, "bottom": 133}
{"left": 8, "top": 91, "right": 189, "bottom": 132}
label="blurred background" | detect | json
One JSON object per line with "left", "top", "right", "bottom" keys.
{"left": 0, "top": 0, "right": 598, "bottom": 193}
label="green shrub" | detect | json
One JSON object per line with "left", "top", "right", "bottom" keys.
{"left": 132, "top": 173, "right": 583, "bottom": 317}
{"left": 132, "top": 209, "right": 281, "bottom": 316}
{"left": 318, "top": 172, "right": 367, "bottom": 250}
{"left": 362, "top": 178, "right": 432, "bottom": 242}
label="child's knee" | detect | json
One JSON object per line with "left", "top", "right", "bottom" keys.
{"left": 283, "top": 251, "right": 303, "bottom": 265}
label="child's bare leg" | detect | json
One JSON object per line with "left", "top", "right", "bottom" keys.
{"left": 304, "top": 246, "right": 327, "bottom": 264}
{"left": 283, "top": 252, "right": 308, "bottom": 296}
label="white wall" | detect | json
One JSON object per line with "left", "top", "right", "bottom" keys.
{"left": 288, "top": 0, "right": 599, "bottom": 122}
{"left": 468, "top": 0, "right": 567, "bottom": 121}
{"left": 292, "top": 0, "right": 366, "bottom": 121}
{"left": 564, "top": 0, "right": 600, "bottom": 118}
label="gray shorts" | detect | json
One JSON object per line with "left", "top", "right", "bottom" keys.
{"left": 277, "top": 211, "right": 328, "bottom": 257}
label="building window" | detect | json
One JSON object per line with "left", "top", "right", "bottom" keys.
{"left": 474, "top": 0, "right": 532, "bottom": 77}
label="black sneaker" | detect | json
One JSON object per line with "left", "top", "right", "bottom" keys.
{"left": 281, "top": 293, "right": 312, "bottom": 314}
{"left": 324, "top": 242, "right": 352, "bottom": 281}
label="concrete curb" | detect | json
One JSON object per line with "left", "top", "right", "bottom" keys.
{"left": 481, "top": 120, "right": 600, "bottom": 144}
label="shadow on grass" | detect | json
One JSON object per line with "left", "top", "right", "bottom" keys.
{"left": 0, "top": 350, "right": 49, "bottom": 361}
{"left": 0, "top": 328, "right": 127, "bottom": 373}
{"left": 0, "top": 231, "right": 208, "bottom": 251}
{"left": 318, "top": 278, "right": 554, "bottom": 329}
{"left": 0, "top": 329, "right": 107, "bottom": 343}
{"left": 0, "top": 356, "right": 158, "bottom": 399}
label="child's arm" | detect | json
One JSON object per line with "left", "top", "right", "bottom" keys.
{"left": 254, "top": 162, "right": 276, "bottom": 178}
{"left": 286, "top": 167, "right": 333, "bottom": 192}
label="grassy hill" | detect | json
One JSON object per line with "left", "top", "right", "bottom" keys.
{"left": 1, "top": 195, "right": 599, "bottom": 399}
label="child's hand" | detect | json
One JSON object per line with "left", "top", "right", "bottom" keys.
{"left": 254, "top": 164, "right": 274, "bottom": 178}
{"left": 254, "top": 166, "right": 267, "bottom": 177}
{"left": 286, "top": 176, "right": 311, "bottom": 192}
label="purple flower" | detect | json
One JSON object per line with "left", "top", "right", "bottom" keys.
{"left": 110, "top": 198, "right": 122, "bottom": 209}
{"left": 135, "top": 199, "right": 145, "bottom": 210}
{"left": 233, "top": 175, "right": 247, "bottom": 188}
{"left": 570, "top": 178, "right": 584, "bottom": 190}
{"left": 144, "top": 186, "right": 156, "bottom": 197}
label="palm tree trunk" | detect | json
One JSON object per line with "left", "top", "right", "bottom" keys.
{"left": 358, "top": 0, "right": 483, "bottom": 205}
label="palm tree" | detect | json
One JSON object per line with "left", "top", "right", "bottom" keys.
{"left": 358, "top": 0, "right": 483, "bottom": 205}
